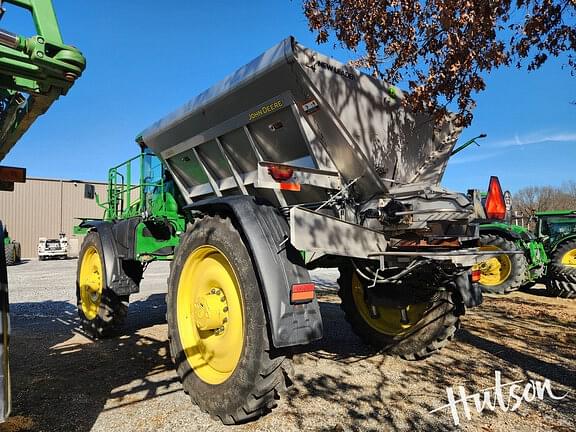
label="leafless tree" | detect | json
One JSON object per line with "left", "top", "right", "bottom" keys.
{"left": 514, "top": 181, "right": 576, "bottom": 215}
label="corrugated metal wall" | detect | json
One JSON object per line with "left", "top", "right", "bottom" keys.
{"left": 0, "top": 178, "right": 108, "bottom": 258}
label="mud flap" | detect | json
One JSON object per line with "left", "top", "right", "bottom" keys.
{"left": 451, "top": 271, "right": 483, "bottom": 310}
{"left": 185, "top": 196, "right": 323, "bottom": 348}
{"left": 79, "top": 220, "right": 141, "bottom": 296}
{"left": 0, "top": 222, "right": 11, "bottom": 421}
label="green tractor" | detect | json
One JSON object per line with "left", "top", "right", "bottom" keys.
{"left": 2, "top": 228, "right": 21, "bottom": 266}
{"left": 537, "top": 210, "right": 576, "bottom": 298}
{"left": 468, "top": 177, "right": 547, "bottom": 294}
{"left": 477, "top": 221, "right": 547, "bottom": 294}
{"left": 77, "top": 149, "right": 186, "bottom": 337}
{"left": 476, "top": 210, "right": 576, "bottom": 298}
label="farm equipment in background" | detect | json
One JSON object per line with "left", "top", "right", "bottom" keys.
{"left": 462, "top": 177, "right": 548, "bottom": 294}
{"left": 37, "top": 233, "right": 68, "bottom": 260}
{"left": 77, "top": 37, "right": 512, "bottom": 424}
{"left": 477, "top": 222, "right": 548, "bottom": 293}
{"left": 2, "top": 230, "right": 20, "bottom": 266}
{"left": 473, "top": 192, "right": 576, "bottom": 297}
{"left": 537, "top": 210, "right": 576, "bottom": 298}
{"left": 0, "top": 0, "right": 85, "bottom": 422}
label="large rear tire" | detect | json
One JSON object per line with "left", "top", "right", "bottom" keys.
{"left": 547, "top": 239, "right": 576, "bottom": 283}
{"left": 478, "top": 234, "right": 527, "bottom": 294}
{"left": 338, "top": 265, "right": 460, "bottom": 360}
{"left": 167, "top": 215, "right": 292, "bottom": 424}
{"left": 4, "top": 244, "right": 15, "bottom": 266}
{"left": 545, "top": 278, "right": 576, "bottom": 299}
{"left": 76, "top": 231, "right": 129, "bottom": 338}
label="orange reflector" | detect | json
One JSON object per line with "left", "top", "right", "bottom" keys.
{"left": 280, "top": 182, "right": 301, "bottom": 191}
{"left": 290, "top": 283, "right": 315, "bottom": 304}
{"left": 485, "top": 176, "right": 506, "bottom": 220}
{"left": 471, "top": 268, "right": 481, "bottom": 283}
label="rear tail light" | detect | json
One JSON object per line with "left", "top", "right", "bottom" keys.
{"left": 268, "top": 165, "right": 294, "bottom": 182}
{"left": 290, "top": 283, "right": 315, "bottom": 304}
{"left": 267, "top": 164, "right": 301, "bottom": 191}
{"left": 484, "top": 176, "right": 506, "bottom": 220}
{"left": 471, "top": 268, "right": 481, "bottom": 283}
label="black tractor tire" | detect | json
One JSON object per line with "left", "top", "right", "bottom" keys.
{"left": 76, "top": 231, "right": 129, "bottom": 339}
{"left": 547, "top": 239, "right": 576, "bottom": 283}
{"left": 167, "top": 215, "right": 293, "bottom": 425}
{"left": 338, "top": 265, "right": 460, "bottom": 361}
{"left": 478, "top": 234, "right": 528, "bottom": 294}
{"left": 4, "top": 243, "right": 16, "bottom": 266}
{"left": 12, "top": 242, "right": 21, "bottom": 263}
{"left": 519, "top": 281, "right": 537, "bottom": 292}
{"left": 545, "top": 278, "right": 576, "bottom": 299}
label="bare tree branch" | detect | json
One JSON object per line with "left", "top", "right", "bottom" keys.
{"left": 303, "top": 0, "right": 576, "bottom": 127}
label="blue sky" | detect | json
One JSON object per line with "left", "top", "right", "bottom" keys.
{"left": 2, "top": 0, "right": 575, "bottom": 193}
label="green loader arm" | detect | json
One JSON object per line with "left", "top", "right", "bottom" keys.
{"left": 0, "top": 0, "right": 86, "bottom": 161}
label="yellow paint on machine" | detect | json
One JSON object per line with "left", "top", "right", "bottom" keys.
{"left": 177, "top": 245, "right": 244, "bottom": 385}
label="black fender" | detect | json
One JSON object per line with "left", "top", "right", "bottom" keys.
{"left": 184, "top": 196, "right": 323, "bottom": 348}
{"left": 79, "top": 219, "right": 141, "bottom": 296}
{"left": 449, "top": 271, "right": 482, "bottom": 313}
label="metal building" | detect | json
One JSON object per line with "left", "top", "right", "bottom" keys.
{"left": 0, "top": 178, "right": 107, "bottom": 258}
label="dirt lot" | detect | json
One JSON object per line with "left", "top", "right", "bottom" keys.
{"left": 1, "top": 259, "right": 574, "bottom": 432}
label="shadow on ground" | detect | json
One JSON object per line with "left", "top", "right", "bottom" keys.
{"left": 2, "top": 295, "right": 174, "bottom": 432}
{"left": 278, "top": 287, "right": 575, "bottom": 432}
{"left": 1, "top": 286, "right": 574, "bottom": 432}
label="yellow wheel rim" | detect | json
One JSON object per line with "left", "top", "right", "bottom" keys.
{"left": 561, "top": 249, "right": 576, "bottom": 267}
{"left": 478, "top": 245, "right": 512, "bottom": 286}
{"left": 177, "top": 245, "right": 243, "bottom": 385}
{"left": 351, "top": 273, "right": 428, "bottom": 336}
{"left": 79, "top": 245, "right": 103, "bottom": 320}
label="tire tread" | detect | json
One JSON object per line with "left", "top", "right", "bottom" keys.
{"left": 478, "top": 234, "right": 527, "bottom": 294}
{"left": 337, "top": 265, "right": 460, "bottom": 361}
{"left": 166, "top": 215, "right": 292, "bottom": 425}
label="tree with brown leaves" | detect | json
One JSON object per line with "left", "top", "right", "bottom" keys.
{"left": 303, "top": 0, "right": 576, "bottom": 126}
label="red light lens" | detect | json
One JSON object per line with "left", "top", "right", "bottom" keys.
{"left": 268, "top": 165, "right": 294, "bottom": 182}
{"left": 485, "top": 176, "right": 506, "bottom": 220}
{"left": 290, "top": 283, "right": 315, "bottom": 304}
{"left": 471, "top": 268, "right": 481, "bottom": 282}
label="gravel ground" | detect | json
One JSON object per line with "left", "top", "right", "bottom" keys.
{"left": 1, "top": 259, "right": 574, "bottom": 432}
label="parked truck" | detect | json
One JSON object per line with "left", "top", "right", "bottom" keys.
{"left": 77, "top": 37, "right": 508, "bottom": 424}
{"left": 37, "top": 233, "right": 68, "bottom": 260}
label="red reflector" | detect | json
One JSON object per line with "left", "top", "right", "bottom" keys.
{"left": 290, "top": 283, "right": 315, "bottom": 304}
{"left": 485, "top": 176, "right": 506, "bottom": 220}
{"left": 471, "top": 269, "right": 481, "bottom": 283}
{"left": 268, "top": 165, "right": 294, "bottom": 182}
